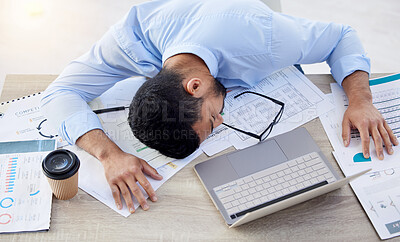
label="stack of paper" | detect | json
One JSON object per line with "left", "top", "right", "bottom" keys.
{"left": 319, "top": 73, "right": 400, "bottom": 239}
{"left": 201, "top": 66, "right": 334, "bottom": 155}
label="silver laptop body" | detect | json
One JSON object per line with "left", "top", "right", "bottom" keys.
{"left": 194, "top": 127, "right": 368, "bottom": 227}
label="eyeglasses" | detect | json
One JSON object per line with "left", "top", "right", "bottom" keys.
{"left": 222, "top": 91, "right": 284, "bottom": 142}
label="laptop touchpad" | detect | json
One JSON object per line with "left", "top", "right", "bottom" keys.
{"left": 227, "top": 139, "right": 288, "bottom": 178}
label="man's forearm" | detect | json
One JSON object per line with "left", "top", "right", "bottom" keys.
{"left": 341, "top": 70, "right": 371, "bottom": 105}
{"left": 75, "top": 129, "right": 122, "bottom": 163}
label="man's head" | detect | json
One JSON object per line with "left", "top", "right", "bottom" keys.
{"left": 128, "top": 64, "right": 226, "bottom": 159}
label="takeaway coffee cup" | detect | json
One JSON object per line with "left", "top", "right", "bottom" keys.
{"left": 42, "top": 149, "right": 80, "bottom": 200}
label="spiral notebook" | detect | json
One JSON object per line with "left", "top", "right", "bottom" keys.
{"left": 0, "top": 92, "right": 66, "bottom": 146}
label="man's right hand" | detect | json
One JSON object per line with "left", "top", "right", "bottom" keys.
{"left": 102, "top": 150, "right": 163, "bottom": 213}
{"left": 75, "top": 129, "right": 163, "bottom": 214}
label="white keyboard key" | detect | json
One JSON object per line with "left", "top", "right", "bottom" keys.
{"left": 317, "top": 168, "right": 329, "bottom": 175}
{"left": 239, "top": 204, "right": 247, "bottom": 211}
{"left": 241, "top": 184, "right": 250, "bottom": 190}
{"left": 270, "top": 180, "right": 278, "bottom": 186}
{"left": 267, "top": 194, "right": 276, "bottom": 200}
{"left": 245, "top": 195, "right": 255, "bottom": 201}
{"left": 217, "top": 189, "right": 235, "bottom": 199}
{"left": 298, "top": 163, "right": 306, "bottom": 169}
{"left": 288, "top": 160, "right": 297, "bottom": 167}
{"left": 284, "top": 176, "right": 291, "bottom": 181}
{"left": 310, "top": 152, "right": 319, "bottom": 159}
{"left": 312, "top": 163, "right": 325, "bottom": 171}
{"left": 221, "top": 195, "right": 235, "bottom": 204}
{"left": 296, "top": 183, "right": 305, "bottom": 190}
{"left": 298, "top": 170, "right": 306, "bottom": 176}
{"left": 245, "top": 201, "right": 255, "bottom": 209}
{"left": 291, "top": 166, "right": 299, "bottom": 172}
{"left": 303, "top": 180, "right": 312, "bottom": 187}
{"left": 255, "top": 185, "right": 263, "bottom": 192}
{"left": 260, "top": 196, "right": 269, "bottom": 203}
{"left": 249, "top": 181, "right": 257, "bottom": 187}
{"left": 262, "top": 176, "right": 271, "bottom": 183}
{"left": 253, "top": 198, "right": 262, "bottom": 206}
{"left": 243, "top": 176, "right": 253, "bottom": 183}
{"left": 255, "top": 179, "right": 264, "bottom": 185}
{"left": 226, "top": 208, "right": 235, "bottom": 215}
{"left": 277, "top": 177, "right": 285, "bottom": 183}
{"left": 238, "top": 197, "right": 247, "bottom": 204}
{"left": 234, "top": 186, "right": 242, "bottom": 193}
{"left": 267, "top": 187, "right": 276, "bottom": 193}
{"left": 234, "top": 193, "right": 242, "bottom": 200}
{"left": 254, "top": 192, "right": 262, "bottom": 198}
{"left": 281, "top": 188, "right": 290, "bottom": 195}
{"left": 241, "top": 190, "right": 250, "bottom": 197}
{"left": 296, "top": 177, "right": 304, "bottom": 183}
{"left": 291, "top": 172, "right": 299, "bottom": 179}
{"left": 232, "top": 200, "right": 240, "bottom": 207}
{"left": 224, "top": 202, "right": 233, "bottom": 209}
{"left": 270, "top": 174, "right": 278, "bottom": 180}
{"left": 262, "top": 183, "right": 271, "bottom": 189}
{"left": 277, "top": 171, "right": 285, "bottom": 177}
{"left": 274, "top": 191, "right": 283, "bottom": 198}
{"left": 303, "top": 154, "right": 313, "bottom": 161}
{"left": 248, "top": 188, "right": 256, "bottom": 194}
{"left": 237, "top": 179, "right": 245, "bottom": 186}
{"left": 307, "top": 158, "right": 320, "bottom": 166}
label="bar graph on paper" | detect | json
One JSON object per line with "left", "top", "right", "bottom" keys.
{"left": 0, "top": 153, "right": 52, "bottom": 233}
{"left": 3, "top": 157, "right": 17, "bottom": 193}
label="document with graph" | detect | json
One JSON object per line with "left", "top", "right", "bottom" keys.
{"left": 320, "top": 73, "right": 400, "bottom": 239}
{"left": 201, "top": 66, "right": 334, "bottom": 155}
{"left": 0, "top": 140, "right": 55, "bottom": 233}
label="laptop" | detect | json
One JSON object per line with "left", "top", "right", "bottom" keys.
{"left": 194, "top": 127, "right": 368, "bottom": 228}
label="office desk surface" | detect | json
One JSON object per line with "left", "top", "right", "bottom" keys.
{"left": 0, "top": 74, "right": 392, "bottom": 241}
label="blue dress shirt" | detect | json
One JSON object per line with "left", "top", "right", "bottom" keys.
{"left": 40, "top": 0, "right": 370, "bottom": 145}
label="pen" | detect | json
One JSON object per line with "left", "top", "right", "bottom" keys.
{"left": 93, "top": 106, "right": 129, "bottom": 114}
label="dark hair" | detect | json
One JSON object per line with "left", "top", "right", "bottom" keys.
{"left": 128, "top": 68, "right": 204, "bottom": 159}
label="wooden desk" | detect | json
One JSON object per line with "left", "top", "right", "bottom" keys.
{"left": 1, "top": 74, "right": 388, "bottom": 241}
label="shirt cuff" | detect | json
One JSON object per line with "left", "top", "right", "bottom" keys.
{"left": 162, "top": 44, "right": 219, "bottom": 77}
{"left": 59, "top": 110, "right": 104, "bottom": 145}
{"left": 330, "top": 54, "right": 371, "bottom": 86}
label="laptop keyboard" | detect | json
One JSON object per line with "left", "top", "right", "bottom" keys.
{"left": 213, "top": 152, "right": 336, "bottom": 219}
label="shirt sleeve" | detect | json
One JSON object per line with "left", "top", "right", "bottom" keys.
{"left": 270, "top": 12, "right": 370, "bottom": 85}
{"left": 40, "top": 28, "right": 160, "bottom": 145}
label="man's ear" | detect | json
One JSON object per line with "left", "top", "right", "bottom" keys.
{"left": 185, "top": 78, "right": 203, "bottom": 97}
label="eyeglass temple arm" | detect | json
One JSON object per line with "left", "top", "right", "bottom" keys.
{"left": 221, "top": 122, "right": 261, "bottom": 140}
{"left": 234, "top": 91, "right": 285, "bottom": 106}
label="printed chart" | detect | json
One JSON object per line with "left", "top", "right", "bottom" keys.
{"left": 0, "top": 152, "right": 52, "bottom": 233}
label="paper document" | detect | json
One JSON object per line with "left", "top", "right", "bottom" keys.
{"left": 201, "top": 66, "right": 334, "bottom": 155}
{"left": 70, "top": 145, "right": 202, "bottom": 217}
{"left": 0, "top": 140, "right": 55, "bottom": 233}
{"left": 0, "top": 93, "right": 67, "bottom": 147}
{"left": 320, "top": 73, "right": 400, "bottom": 239}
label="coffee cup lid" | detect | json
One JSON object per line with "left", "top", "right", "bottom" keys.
{"left": 42, "top": 149, "right": 80, "bottom": 180}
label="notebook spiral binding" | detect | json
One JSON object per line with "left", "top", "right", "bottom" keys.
{"left": 0, "top": 92, "right": 41, "bottom": 106}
